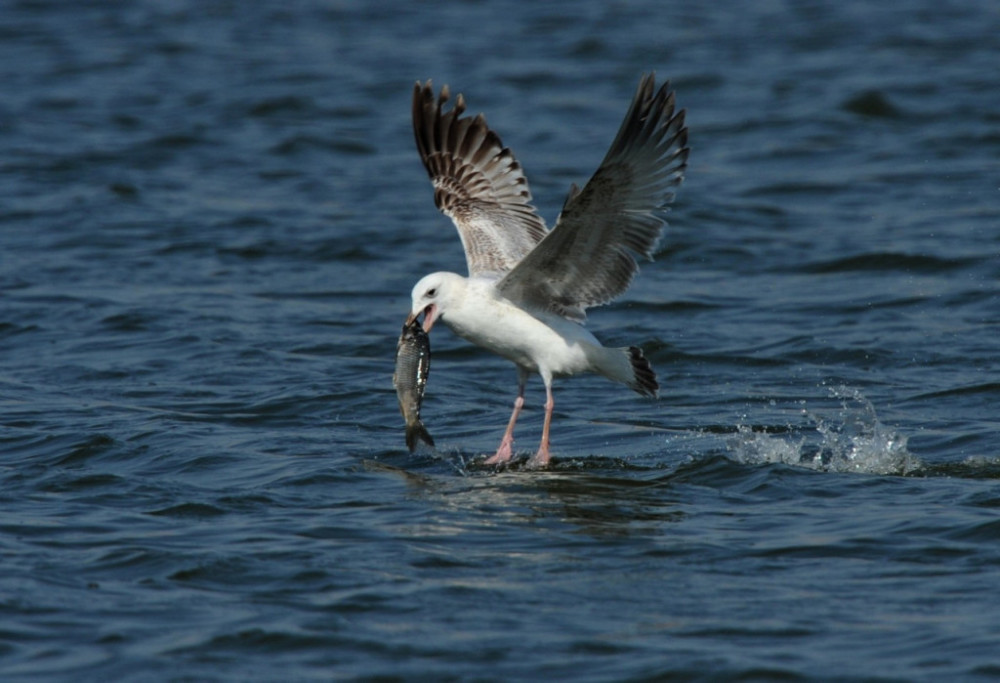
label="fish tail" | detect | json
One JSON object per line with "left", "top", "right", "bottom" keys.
{"left": 591, "top": 345, "right": 659, "bottom": 398}
{"left": 405, "top": 421, "right": 435, "bottom": 452}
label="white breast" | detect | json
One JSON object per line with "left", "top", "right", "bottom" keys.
{"left": 444, "top": 282, "right": 600, "bottom": 377}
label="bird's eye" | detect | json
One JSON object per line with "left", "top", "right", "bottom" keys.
{"left": 426, "top": 288, "right": 437, "bottom": 297}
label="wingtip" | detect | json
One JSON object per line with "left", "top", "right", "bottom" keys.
{"left": 413, "top": 80, "right": 472, "bottom": 123}
{"left": 414, "top": 79, "right": 434, "bottom": 102}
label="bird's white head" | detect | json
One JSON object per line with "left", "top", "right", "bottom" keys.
{"left": 407, "top": 272, "right": 466, "bottom": 334}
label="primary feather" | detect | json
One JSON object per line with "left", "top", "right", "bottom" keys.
{"left": 412, "top": 81, "right": 548, "bottom": 278}
{"left": 496, "top": 75, "right": 688, "bottom": 321}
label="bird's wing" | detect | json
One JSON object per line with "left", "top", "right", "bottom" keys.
{"left": 496, "top": 74, "right": 688, "bottom": 322}
{"left": 412, "top": 80, "right": 548, "bottom": 278}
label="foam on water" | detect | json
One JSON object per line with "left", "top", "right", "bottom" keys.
{"left": 728, "top": 387, "right": 921, "bottom": 475}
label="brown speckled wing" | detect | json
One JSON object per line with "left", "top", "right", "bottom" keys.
{"left": 412, "top": 81, "right": 547, "bottom": 277}
{"left": 496, "top": 74, "right": 689, "bottom": 322}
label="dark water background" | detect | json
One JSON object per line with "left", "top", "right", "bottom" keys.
{"left": 2, "top": 1, "right": 999, "bottom": 680}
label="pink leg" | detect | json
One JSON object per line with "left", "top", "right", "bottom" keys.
{"left": 526, "top": 380, "right": 554, "bottom": 469}
{"left": 484, "top": 370, "right": 527, "bottom": 465}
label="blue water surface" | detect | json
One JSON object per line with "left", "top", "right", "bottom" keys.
{"left": 2, "top": 1, "right": 999, "bottom": 680}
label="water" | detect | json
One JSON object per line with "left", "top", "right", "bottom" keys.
{"left": 2, "top": 0, "right": 999, "bottom": 679}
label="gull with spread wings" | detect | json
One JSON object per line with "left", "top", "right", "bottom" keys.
{"left": 405, "top": 74, "right": 688, "bottom": 468}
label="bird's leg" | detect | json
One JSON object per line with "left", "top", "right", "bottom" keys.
{"left": 527, "top": 380, "right": 554, "bottom": 469}
{"left": 485, "top": 369, "right": 528, "bottom": 465}
{"left": 486, "top": 395, "right": 522, "bottom": 464}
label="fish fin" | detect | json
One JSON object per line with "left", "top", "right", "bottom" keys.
{"left": 405, "top": 422, "right": 435, "bottom": 452}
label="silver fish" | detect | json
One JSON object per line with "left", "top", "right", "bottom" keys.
{"left": 393, "top": 317, "right": 434, "bottom": 451}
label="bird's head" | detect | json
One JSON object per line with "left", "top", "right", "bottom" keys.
{"left": 407, "top": 272, "right": 465, "bottom": 333}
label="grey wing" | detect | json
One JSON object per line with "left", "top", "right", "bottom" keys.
{"left": 412, "top": 81, "right": 548, "bottom": 278}
{"left": 496, "top": 74, "right": 688, "bottom": 322}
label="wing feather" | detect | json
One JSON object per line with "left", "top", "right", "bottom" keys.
{"left": 496, "top": 74, "right": 689, "bottom": 321}
{"left": 412, "top": 81, "right": 547, "bottom": 277}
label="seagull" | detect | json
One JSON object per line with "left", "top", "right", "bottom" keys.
{"left": 405, "top": 74, "right": 688, "bottom": 468}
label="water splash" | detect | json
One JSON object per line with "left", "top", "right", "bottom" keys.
{"left": 728, "top": 387, "right": 921, "bottom": 475}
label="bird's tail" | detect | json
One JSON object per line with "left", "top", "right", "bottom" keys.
{"left": 590, "top": 345, "right": 659, "bottom": 398}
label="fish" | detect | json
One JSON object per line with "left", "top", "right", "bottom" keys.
{"left": 393, "top": 317, "right": 435, "bottom": 451}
